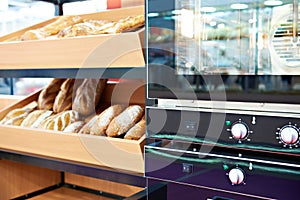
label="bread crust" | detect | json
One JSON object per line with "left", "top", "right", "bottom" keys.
{"left": 63, "top": 121, "right": 85, "bottom": 133}
{"left": 53, "top": 79, "right": 75, "bottom": 113}
{"left": 20, "top": 15, "right": 83, "bottom": 41}
{"left": 90, "top": 104, "right": 125, "bottom": 136}
{"left": 20, "top": 110, "right": 53, "bottom": 128}
{"left": 106, "top": 105, "right": 144, "bottom": 137}
{"left": 72, "top": 79, "right": 107, "bottom": 116}
{"left": 19, "top": 14, "right": 144, "bottom": 40}
{"left": 0, "top": 108, "right": 33, "bottom": 126}
{"left": 39, "top": 110, "right": 80, "bottom": 131}
{"left": 124, "top": 116, "right": 145, "bottom": 140}
{"left": 78, "top": 115, "right": 98, "bottom": 134}
{"left": 38, "top": 78, "right": 66, "bottom": 110}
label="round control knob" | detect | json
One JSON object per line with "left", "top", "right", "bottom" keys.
{"left": 231, "top": 122, "right": 248, "bottom": 140}
{"left": 278, "top": 125, "right": 299, "bottom": 145}
{"left": 228, "top": 167, "right": 245, "bottom": 185}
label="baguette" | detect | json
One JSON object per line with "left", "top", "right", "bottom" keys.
{"left": 38, "top": 78, "right": 66, "bottom": 110}
{"left": 72, "top": 79, "right": 107, "bottom": 116}
{"left": 53, "top": 79, "right": 76, "bottom": 113}
{"left": 106, "top": 105, "right": 144, "bottom": 137}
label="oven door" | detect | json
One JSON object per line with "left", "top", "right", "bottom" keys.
{"left": 145, "top": 141, "right": 300, "bottom": 200}
{"left": 147, "top": 0, "right": 300, "bottom": 104}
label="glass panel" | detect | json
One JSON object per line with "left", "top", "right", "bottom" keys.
{"left": 147, "top": 0, "right": 300, "bottom": 103}
{"left": 175, "top": 0, "right": 299, "bottom": 75}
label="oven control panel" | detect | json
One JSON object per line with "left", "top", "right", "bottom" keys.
{"left": 145, "top": 146, "right": 300, "bottom": 200}
{"left": 147, "top": 107, "right": 300, "bottom": 154}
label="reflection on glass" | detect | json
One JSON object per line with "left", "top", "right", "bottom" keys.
{"left": 174, "top": 0, "right": 299, "bottom": 76}
{"left": 147, "top": 0, "right": 300, "bottom": 103}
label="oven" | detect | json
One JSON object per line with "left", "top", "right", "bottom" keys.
{"left": 145, "top": 0, "right": 300, "bottom": 199}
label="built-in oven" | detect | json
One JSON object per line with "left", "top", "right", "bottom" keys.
{"left": 145, "top": 0, "right": 300, "bottom": 199}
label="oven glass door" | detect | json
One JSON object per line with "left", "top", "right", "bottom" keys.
{"left": 147, "top": 0, "right": 300, "bottom": 103}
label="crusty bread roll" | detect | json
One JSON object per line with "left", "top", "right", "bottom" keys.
{"left": 53, "top": 79, "right": 76, "bottom": 113}
{"left": 124, "top": 116, "right": 145, "bottom": 140}
{"left": 63, "top": 121, "right": 85, "bottom": 133}
{"left": 72, "top": 79, "right": 107, "bottom": 116}
{"left": 0, "top": 107, "right": 33, "bottom": 125}
{"left": 38, "top": 79, "right": 66, "bottom": 110}
{"left": 39, "top": 110, "right": 80, "bottom": 131}
{"left": 106, "top": 105, "right": 144, "bottom": 137}
{"left": 20, "top": 110, "right": 53, "bottom": 128}
{"left": 90, "top": 104, "right": 125, "bottom": 136}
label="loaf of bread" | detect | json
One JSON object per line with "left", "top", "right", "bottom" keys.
{"left": 20, "top": 15, "right": 83, "bottom": 41}
{"left": 63, "top": 121, "right": 85, "bottom": 133}
{"left": 90, "top": 104, "right": 125, "bottom": 136}
{"left": 72, "top": 79, "right": 107, "bottom": 116}
{"left": 78, "top": 115, "right": 98, "bottom": 134}
{"left": 124, "top": 116, "right": 145, "bottom": 140}
{"left": 38, "top": 79, "right": 66, "bottom": 110}
{"left": 106, "top": 105, "right": 144, "bottom": 137}
{"left": 39, "top": 110, "right": 80, "bottom": 131}
{"left": 0, "top": 107, "right": 34, "bottom": 126}
{"left": 53, "top": 79, "right": 76, "bottom": 113}
{"left": 20, "top": 110, "right": 53, "bottom": 128}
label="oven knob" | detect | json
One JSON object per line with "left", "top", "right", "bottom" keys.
{"left": 231, "top": 122, "right": 248, "bottom": 140}
{"left": 278, "top": 125, "right": 299, "bottom": 145}
{"left": 228, "top": 167, "right": 245, "bottom": 185}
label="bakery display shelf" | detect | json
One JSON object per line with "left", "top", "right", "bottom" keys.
{"left": 0, "top": 80, "right": 146, "bottom": 173}
{"left": 0, "top": 5, "right": 150, "bottom": 199}
{"left": 0, "top": 66, "right": 145, "bottom": 79}
{"left": 0, "top": 149, "right": 145, "bottom": 188}
{"left": 0, "top": 6, "right": 145, "bottom": 72}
